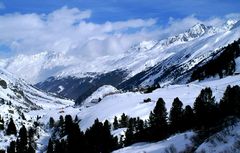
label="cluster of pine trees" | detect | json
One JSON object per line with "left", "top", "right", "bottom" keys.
{"left": 45, "top": 85, "right": 240, "bottom": 153}
{"left": 112, "top": 97, "right": 195, "bottom": 146}
{"left": 113, "top": 85, "right": 240, "bottom": 148}
{"left": 191, "top": 39, "right": 240, "bottom": 81}
{"left": 5, "top": 118, "right": 37, "bottom": 153}
{"left": 46, "top": 115, "right": 118, "bottom": 153}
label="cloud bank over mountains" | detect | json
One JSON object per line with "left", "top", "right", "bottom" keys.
{"left": 0, "top": 6, "right": 239, "bottom": 59}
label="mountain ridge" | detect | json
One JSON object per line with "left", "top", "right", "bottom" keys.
{"left": 1, "top": 19, "right": 238, "bottom": 84}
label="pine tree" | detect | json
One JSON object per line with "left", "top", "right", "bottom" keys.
{"left": 28, "top": 127, "right": 35, "bottom": 142}
{"left": 149, "top": 98, "right": 168, "bottom": 141}
{"left": 46, "top": 139, "right": 53, "bottom": 153}
{"left": 6, "top": 118, "right": 17, "bottom": 135}
{"left": 119, "top": 113, "right": 129, "bottom": 128}
{"left": 21, "top": 113, "right": 26, "bottom": 120}
{"left": 182, "top": 105, "right": 195, "bottom": 131}
{"left": 54, "top": 140, "right": 65, "bottom": 153}
{"left": 7, "top": 141, "right": 16, "bottom": 153}
{"left": 58, "top": 115, "right": 64, "bottom": 127}
{"left": 18, "top": 125, "right": 28, "bottom": 153}
{"left": 27, "top": 143, "right": 35, "bottom": 153}
{"left": 67, "top": 123, "right": 85, "bottom": 153}
{"left": 124, "top": 118, "right": 135, "bottom": 146}
{"left": 136, "top": 117, "right": 144, "bottom": 133}
{"left": 194, "top": 88, "right": 217, "bottom": 128}
{"left": 169, "top": 97, "right": 184, "bottom": 133}
{"left": 220, "top": 85, "right": 240, "bottom": 116}
{"left": 124, "top": 128, "right": 134, "bottom": 147}
{"left": 49, "top": 117, "right": 55, "bottom": 129}
{"left": 85, "top": 119, "right": 118, "bottom": 153}
{"left": 103, "top": 120, "right": 118, "bottom": 152}
{"left": 113, "top": 116, "right": 119, "bottom": 130}
{"left": 74, "top": 115, "right": 79, "bottom": 123}
{"left": 64, "top": 115, "right": 73, "bottom": 135}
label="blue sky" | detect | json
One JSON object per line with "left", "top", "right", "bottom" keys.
{"left": 0, "top": 0, "right": 239, "bottom": 58}
{"left": 1, "top": 0, "right": 240, "bottom": 25}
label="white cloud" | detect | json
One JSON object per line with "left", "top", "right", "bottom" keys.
{"left": 0, "top": 6, "right": 158, "bottom": 58}
{"left": 0, "top": 6, "right": 239, "bottom": 60}
{"left": 160, "top": 14, "right": 240, "bottom": 37}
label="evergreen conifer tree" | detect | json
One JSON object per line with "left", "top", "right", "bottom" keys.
{"left": 113, "top": 116, "right": 119, "bottom": 130}
{"left": 149, "top": 98, "right": 168, "bottom": 141}
{"left": 6, "top": 118, "right": 17, "bottom": 135}
{"left": 58, "top": 115, "right": 64, "bottom": 127}
{"left": 119, "top": 113, "right": 129, "bottom": 128}
{"left": 49, "top": 117, "right": 55, "bottom": 129}
{"left": 182, "top": 105, "right": 195, "bottom": 130}
{"left": 124, "top": 118, "right": 135, "bottom": 146}
{"left": 220, "top": 85, "right": 240, "bottom": 116}
{"left": 169, "top": 97, "right": 184, "bottom": 133}
{"left": 7, "top": 141, "right": 16, "bottom": 153}
{"left": 46, "top": 139, "right": 53, "bottom": 153}
{"left": 74, "top": 115, "right": 79, "bottom": 123}
{"left": 27, "top": 143, "right": 35, "bottom": 153}
{"left": 194, "top": 88, "right": 217, "bottom": 128}
{"left": 18, "top": 125, "right": 28, "bottom": 153}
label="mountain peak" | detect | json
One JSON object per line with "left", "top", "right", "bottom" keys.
{"left": 224, "top": 19, "right": 238, "bottom": 30}
{"left": 187, "top": 23, "right": 210, "bottom": 37}
{"left": 230, "top": 20, "right": 240, "bottom": 30}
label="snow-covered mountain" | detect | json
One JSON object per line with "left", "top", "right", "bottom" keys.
{"left": 1, "top": 19, "right": 240, "bottom": 103}
{"left": 1, "top": 19, "right": 237, "bottom": 82}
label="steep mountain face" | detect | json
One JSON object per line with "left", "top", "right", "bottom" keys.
{"left": 1, "top": 19, "right": 240, "bottom": 103}
{"left": 0, "top": 68, "right": 73, "bottom": 111}
{"left": 36, "top": 69, "right": 127, "bottom": 101}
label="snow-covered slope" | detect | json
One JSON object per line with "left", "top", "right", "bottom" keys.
{"left": 113, "top": 120, "right": 240, "bottom": 153}
{"left": 0, "top": 68, "right": 74, "bottom": 110}
{"left": 83, "top": 85, "right": 119, "bottom": 107}
{"left": 0, "top": 68, "right": 74, "bottom": 151}
{"left": 195, "top": 121, "right": 240, "bottom": 153}
{"left": 113, "top": 132, "right": 194, "bottom": 153}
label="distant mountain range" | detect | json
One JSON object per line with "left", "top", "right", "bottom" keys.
{"left": 1, "top": 19, "right": 240, "bottom": 104}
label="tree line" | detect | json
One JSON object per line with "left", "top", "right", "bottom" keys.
{"left": 116, "top": 85, "right": 240, "bottom": 149}
{"left": 191, "top": 39, "right": 240, "bottom": 81}
{"left": 46, "top": 115, "right": 118, "bottom": 153}
{"left": 44, "top": 85, "right": 240, "bottom": 153}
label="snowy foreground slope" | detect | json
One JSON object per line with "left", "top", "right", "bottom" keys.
{"left": 0, "top": 68, "right": 74, "bottom": 150}
{"left": 114, "top": 122, "right": 240, "bottom": 153}
{"left": 195, "top": 122, "right": 240, "bottom": 153}
{"left": 113, "top": 132, "right": 194, "bottom": 153}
